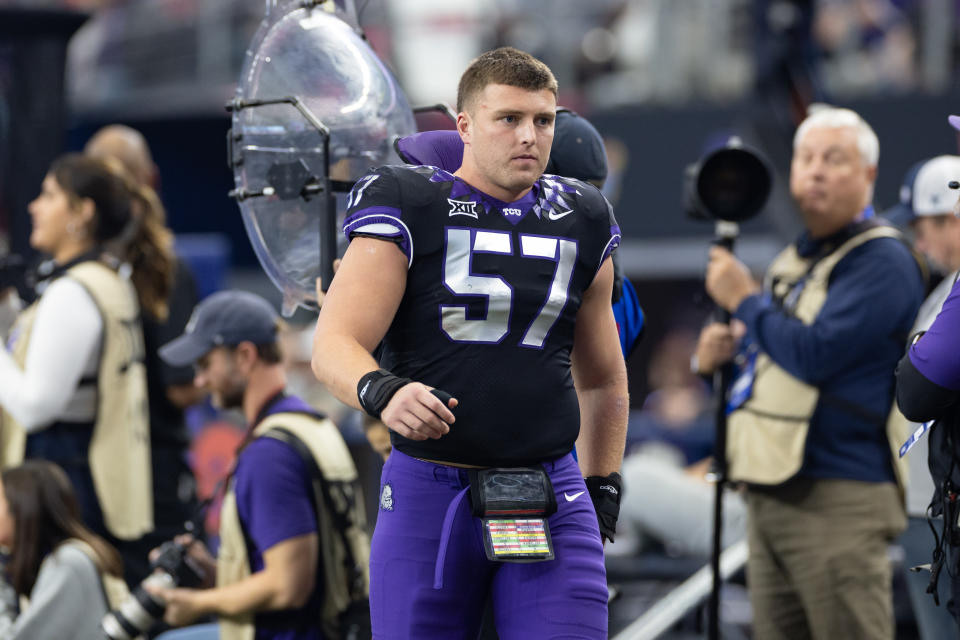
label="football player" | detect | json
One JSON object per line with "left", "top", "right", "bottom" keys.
{"left": 313, "top": 47, "right": 628, "bottom": 638}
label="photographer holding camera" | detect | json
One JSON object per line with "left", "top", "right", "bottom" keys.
{"left": 151, "top": 290, "right": 370, "bottom": 640}
{"left": 0, "top": 153, "right": 171, "bottom": 578}
{"left": 695, "top": 106, "right": 924, "bottom": 638}
{"left": 0, "top": 460, "right": 128, "bottom": 640}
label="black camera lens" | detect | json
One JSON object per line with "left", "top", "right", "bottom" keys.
{"left": 102, "top": 573, "right": 172, "bottom": 640}
{"left": 102, "top": 541, "right": 205, "bottom": 640}
{"left": 685, "top": 142, "right": 773, "bottom": 223}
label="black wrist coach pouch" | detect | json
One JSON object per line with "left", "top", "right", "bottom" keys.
{"left": 468, "top": 466, "right": 558, "bottom": 563}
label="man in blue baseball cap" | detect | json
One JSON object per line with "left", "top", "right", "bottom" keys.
{"left": 153, "top": 290, "right": 371, "bottom": 640}
{"left": 159, "top": 291, "right": 280, "bottom": 377}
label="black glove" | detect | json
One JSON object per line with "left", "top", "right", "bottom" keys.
{"left": 584, "top": 472, "right": 622, "bottom": 543}
{"left": 357, "top": 369, "right": 412, "bottom": 419}
{"left": 357, "top": 369, "right": 455, "bottom": 421}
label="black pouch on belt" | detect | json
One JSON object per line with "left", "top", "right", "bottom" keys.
{"left": 468, "top": 466, "right": 558, "bottom": 563}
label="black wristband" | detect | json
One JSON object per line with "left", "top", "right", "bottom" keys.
{"left": 357, "top": 369, "right": 411, "bottom": 419}
{"left": 584, "top": 472, "right": 622, "bottom": 543}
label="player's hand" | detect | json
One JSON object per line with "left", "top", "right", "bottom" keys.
{"left": 694, "top": 321, "right": 744, "bottom": 374}
{"left": 381, "top": 382, "right": 457, "bottom": 441}
{"left": 705, "top": 247, "right": 760, "bottom": 312}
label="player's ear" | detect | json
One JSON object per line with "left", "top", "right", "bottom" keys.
{"left": 456, "top": 111, "right": 471, "bottom": 144}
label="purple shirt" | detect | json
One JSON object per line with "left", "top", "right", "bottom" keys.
{"left": 233, "top": 394, "right": 323, "bottom": 640}
{"left": 909, "top": 275, "right": 960, "bottom": 390}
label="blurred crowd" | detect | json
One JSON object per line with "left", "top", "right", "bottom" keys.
{"left": 0, "top": 0, "right": 955, "bottom": 115}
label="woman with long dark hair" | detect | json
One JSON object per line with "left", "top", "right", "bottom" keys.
{"left": 0, "top": 461, "right": 126, "bottom": 639}
{"left": 0, "top": 153, "right": 174, "bottom": 579}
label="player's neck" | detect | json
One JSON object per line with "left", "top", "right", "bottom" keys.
{"left": 453, "top": 166, "right": 532, "bottom": 204}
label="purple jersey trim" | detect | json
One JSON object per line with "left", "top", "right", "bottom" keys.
{"left": 599, "top": 225, "right": 622, "bottom": 270}
{"left": 343, "top": 205, "right": 402, "bottom": 229}
{"left": 343, "top": 210, "right": 413, "bottom": 267}
{"left": 429, "top": 167, "right": 457, "bottom": 183}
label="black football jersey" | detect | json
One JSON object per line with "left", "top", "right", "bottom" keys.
{"left": 343, "top": 164, "right": 621, "bottom": 466}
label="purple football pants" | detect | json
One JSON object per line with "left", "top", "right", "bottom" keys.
{"left": 370, "top": 449, "right": 608, "bottom": 639}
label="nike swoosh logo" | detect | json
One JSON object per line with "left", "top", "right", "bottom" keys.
{"left": 564, "top": 491, "right": 585, "bottom": 502}
{"left": 547, "top": 208, "right": 574, "bottom": 221}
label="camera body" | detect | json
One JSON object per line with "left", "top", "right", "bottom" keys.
{"left": 102, "top": 540, "right": 205, "bottom": 640}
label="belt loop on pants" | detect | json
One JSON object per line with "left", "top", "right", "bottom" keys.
{"left": 434, "top": 485, "right": 470, "bottom": 590}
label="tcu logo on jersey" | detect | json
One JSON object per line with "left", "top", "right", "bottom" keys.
{"left": 448, "top": 199, "right": 478, "bottom": 219}
{"left": 503, "top": 208, "right": 522, "bottom": 217}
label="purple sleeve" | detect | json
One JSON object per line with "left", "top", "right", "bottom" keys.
{"left": 909, "top": 276, "right": 960, "bottom": 390}
{"left": 233, "top": 438, "right": 317, "bottom": 554}
{"left": 342, "top": 167, "right": 412, "bottom": 265}
{"left": 587, "top": 187, "right": 620, "bottom": 273}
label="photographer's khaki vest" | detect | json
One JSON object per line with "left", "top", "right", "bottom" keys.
{"left": 0, "top": 261, "right": 153, "bottom": 539}
{"left": 727, "top": 225, "right": 912, "bottom": 489}
{"left": 218, "top": 412, "right": 370, "bottom": 640}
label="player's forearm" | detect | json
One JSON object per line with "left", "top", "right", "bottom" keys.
{"left": 311, "top": 237, "right": 408, "bottom": 410}
{"left": 575, "top": 380, "right": 629, "bottom": 477}
{"left": 311, "top": 328, "right": 381, "bottom": 411}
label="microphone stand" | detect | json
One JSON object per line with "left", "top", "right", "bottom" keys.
{"left": 707, "top": 220, "right": 739, "bottom": 640}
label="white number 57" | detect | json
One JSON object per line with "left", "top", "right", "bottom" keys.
{"left": 440, "top": 228, "right": 577, "bottom": 348}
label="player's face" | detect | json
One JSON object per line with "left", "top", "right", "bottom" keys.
{"left": 194, "top": 347, "right": 246, "bottom": 410}
{"left": 459, "top": 83, "right": 556, "bottom": 201}
{"left": 28, "top": 175, "right": 83, "bottom": 257}
{"left": 790, "top": 126, "right": 876, "bottom": 238}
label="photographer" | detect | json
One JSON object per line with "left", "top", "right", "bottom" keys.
{"left": 0, "top": 154, "right": 171, "bottom": 570}
{"left": 153, "top": 291, "right": 370, "bottom": 640}
{"left": 696, "top": 106, "right": 924, "bottom": 638}
{"left": 0, "top": 461, "right": 128, "bottom": 640}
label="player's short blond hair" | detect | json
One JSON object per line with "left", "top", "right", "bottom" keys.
{"left": 456, "top": 47, "right": 558, "bottom": 114}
